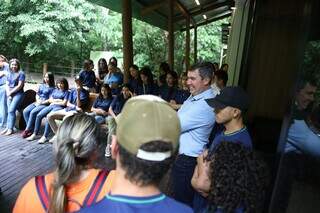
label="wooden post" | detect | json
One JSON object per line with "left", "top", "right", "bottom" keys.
{"left": 186, "top": 16, "right": 190, "bottom": 71}
{"left": 43, "top": 63, "right": 48, "bottom": 76}
{"left": 122, "top": 0, "right": 133, "bottom": 84}
{"left": 194, "top": 26, "right": 197, "bottom": 64}
{"left": 168, "top": 0, "right": 174, "bottom": 70}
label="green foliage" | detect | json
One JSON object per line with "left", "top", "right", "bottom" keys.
{"left": 0, "top": 0, "right": 227, "bottom": 77}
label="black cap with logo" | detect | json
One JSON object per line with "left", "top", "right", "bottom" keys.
{"left": 205, "top": 86, "right": 249, "bottom": 111}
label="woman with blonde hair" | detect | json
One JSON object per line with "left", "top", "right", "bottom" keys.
{"left": 14, "top": 113, "right": 114, "bottom": 213}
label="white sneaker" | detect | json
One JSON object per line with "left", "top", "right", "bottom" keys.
{"left": 26, "top": 133, "right": 37, "bottom": 141}
{"left": 49, "top": 135, "right": 56, "bottom": 143}
{"left": 38, "top": 136, "right": 48, "bottom": 144}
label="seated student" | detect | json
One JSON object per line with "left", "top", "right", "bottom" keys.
{"left": 191, "top": 141, "right": 269, "bottom": 213}
{"left": 1, "top": 58, "right": 25, "bottom": 136}
{"left": 13, "top": 114, "right": 114, "bottom": 213}
{"left": 205, "top": 86, "right": 252, "bottom": 152}
{"left": 103, "top": 63, "right": 123, "bottom": 96}
{"left": 47, "top": 76, "right": 89, "bottom": 143}
{"left": 96, "top": 58, "right": 108, "bottom": 93}
{"left": 136, "top": 66, "right": 159, "bottom": 96}
{"left": 26, "top": 78, "right": 69, "bottom": 143}
{"left": 159, "top": 70, "right": 179, "bottom": 102}
{"left": 169, "top": 72, "right": 190, "bottom": 110}
{"left": 79, "top": 59, "right": 96, "bottom": 93}
{"left": 78, "top": 95, "right": 192, "bottom": 213}
{"left": 0, "top": 55, "right": 9, "bottom": 127}
{"left": 87, "top": 84, "right": 113, "bottom": 124}
{"left": 128, "top": 64, "right": 141, "bottom": 95}
{"left": 22, "top": 72, "right": 55, "bottom": 138}
{"left": 214, "top": 69, "right": 228, "bottom": 91}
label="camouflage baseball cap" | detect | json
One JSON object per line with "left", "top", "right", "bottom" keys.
{"left": 116, "top": 95, "right": 181, "bottom": 161}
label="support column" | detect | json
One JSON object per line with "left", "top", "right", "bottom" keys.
{"left": 194, "top": 26, "right": 197, "bottom": 64}
{"left": 122, "top": 0, "right": 133, "bottom": 83}
{"left": 168, "top": 0, "right": 174, "bottom": 70}
{"left": 185, "top": 16, "right": 190, "bottom": 71}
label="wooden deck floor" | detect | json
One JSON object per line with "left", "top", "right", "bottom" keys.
{"left": 0, "top": 130, "right": 54, "bottom": 212}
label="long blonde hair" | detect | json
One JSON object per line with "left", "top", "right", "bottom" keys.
{"left": 49, "top": 113, "right": 104, "bottom": 213}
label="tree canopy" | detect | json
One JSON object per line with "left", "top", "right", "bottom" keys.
{"left": 0, "top": 0, "right": 228, "bottom": 75}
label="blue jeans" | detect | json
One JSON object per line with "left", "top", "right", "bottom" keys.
{"left": 6, "top": 92, "right": 24, "bottom": 130}
{"left": 170, "top": 154, "right": 197, "bottom": 207}
{"left": 87, "top": 112, "right": 106, "bottom": 124}
{"left": 23, "top": 103, "right": 47, "bottom": 131}
{"left": 33, "top": 105, "right": 63, "bottom": 135}
{"left": 0, "top": 85, "right": 7, "bottom": 127}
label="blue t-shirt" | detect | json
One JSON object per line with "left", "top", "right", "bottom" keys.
{"left": 79, "top": 70, "right": 96, "bottom": 89}
{"left": 65, "top": 88, "right": 89, "bottom": 111}
{"left": 93, "top": 96, "right": 113, "bottom": 111}
{"left": 128, "top": 78, "right": 140, "bottom": 94}
{"left": 0, "top": 63, "right": 9, "bottom": 85}
{"left": 78, "top": 193, "right": 192, "bottom": 213}
{"left": 38, "top": 84, "right": 54, "bottom": 101}
{"left": 6, "top": 70, "right": 25, "bottom": 93}
{"left": 176, "top": 89, "right": 190, "bottom": 104}
{"left": 110, "top": 94, "right": 130, "bottom": 115}
{"left": 209, "top": 127, "right": 252, "bottom": 153}
{"left": 136, "top": 83, "right": 159, "bottom": 96}
{"left": 51, "top": 89, "right": 69, "bottom": 100}
{"left": 159, "top": 85, "right": 179, "bottom": 102}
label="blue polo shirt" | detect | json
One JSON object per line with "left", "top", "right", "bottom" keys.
{"left": 38, "top": 84, "right": 54, "bottom": 101}
{"left": 178, "top": 88, "right": 216, "bottom": 157}
{"left": 6, "top": 70, "right": 25, "bottom": 93}
{"left": 51, "top": 89, "right": 69, "bottom": 100}
{"left": 209, "top": 127, "right": 252, "bottom": 154}
{"left": 0, "top": 63, "right": 9, "bottom": 86}
{"left": 79, "top": 70, "right": 96, "bottom": 89}
{"left": 78, "top": 193, "right": 193, "bottom": 213}
{"left": 65, "top": 88, "right": 89, "bottom": 111}
{"left": 93, "top": 96, "right": 113, "bottom": 111}
{"left": 103, "top": 72, "right": 123, "bottom": 87}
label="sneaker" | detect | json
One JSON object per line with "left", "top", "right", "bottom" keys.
{"left": 0, "top": 129, "right": 7, "bottom": 135}
{"left": 38, "top": 136, "right": 48, "bottom": 144}
{"left": 22, "top": 130, "right": 32, "bottom": 138}
{"left": 49, "top": 135, "right": 56, "bottom": 143}
{"left": 4, "top": 129, "right": 13, "bottom": 136}
{"left": 26, "top": 133, "right": 37, "bottom": 141}
{"left": 104, "top": 143, "right": 111, "bottom": 157}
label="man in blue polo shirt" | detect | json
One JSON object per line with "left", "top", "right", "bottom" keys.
{"left": 79, "top": 95, "right": 192, "bottom": 213}
{"left": 170, "top": 62, "right": 217, "bottom": 207}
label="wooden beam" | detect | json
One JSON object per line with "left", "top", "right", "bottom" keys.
{"left": 186, "top": 16, "right": 190, "bottom": 71}
{"left": 168, "top": 0, "right": 174, "bottom": 69}
{"left": 122, "top": 0, "right": 133, "bottom": 83}
{"left": 175, "top": 0, "right": 234, "bottom": 22}
{"left": 194, "top": 26, "right": 197, "bottom": 64}
{"left": 174, "top": 0, "right": 196, "bottom": 26}
{"left": 141, "top": 1, "right": 165, "bottom": 16}
{"left": 180, "top": 11, "right": 232, "bottom": 31}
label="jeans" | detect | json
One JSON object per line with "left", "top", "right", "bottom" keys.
{"left": 87, "top": 112, "right": 106, "bottom": 124}
{"left": 6, "top": 92, "right": 24, "bottom": 130}
{"left": 33, "top": 105, "right": 63, "bottom": 135}
{"left": 170, "top": 154, "right": 197, "bottom": 207}
{"left": 0, "top": 85, "right": 7, "bottom": 127}
{"left": 23, "top": 103, "right": 47, "bottom": 131}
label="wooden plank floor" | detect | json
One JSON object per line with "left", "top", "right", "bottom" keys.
{"left": 0, "top": 130, "right": 54, "bottom": 212}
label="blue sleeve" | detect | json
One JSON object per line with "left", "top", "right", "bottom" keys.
{"left": 19, "top": 71, "right": 26, "bottom": 82}
{"left": 64, "top": 91, "right": 69, "bottom": 100}
{"left": 110, "top": 96, "right": 118, "bottom": 109}
{"left": 93, "top": 98, "right": 99, "bottom": 108}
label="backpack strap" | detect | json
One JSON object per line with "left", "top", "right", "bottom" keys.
{"left": 83, "top": 170, "right": 109, "bottom": 207}
{"left": 35, "top": 176, "right": 50, "bottom": 211}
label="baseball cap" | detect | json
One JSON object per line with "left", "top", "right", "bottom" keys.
{"left": 116, "top": 95, "right": 181, "bottom": 161}
{"left": 205, "top": 86, "right": 249, "bottom": 111}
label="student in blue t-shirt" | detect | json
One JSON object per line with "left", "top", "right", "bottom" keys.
{"left": 103, "top": 63, "right": 123, "bottom": 96}
{"left": 78, "top": 95, "right": 192, "bottom": 213}
{"left": 136, "top": 66, "right": 159, "bottom": 96}
{"left": 205, "top": 86, "right": 252, "bottom": 153}
{"left": 46, "top": 76, "right": 89, "bottom": 143}
{"left": 0, "top": 55, "right": 9, "bottom": 127}
{"left": 79, "top": 59, "right": 96, "bottom": 93}
{"left": 21, "top": 72, "right": 55, "bottom": 138}
{"left": 191, "top": 142, "right": 269, "bottom": 213}
{"left": 191, "top": 86, "right": 253, "bottom": 212}
{"left": 0, "top": 59, "right": 25, "bottom": 136}
{"left": 26, "top": 78, "right": 69, "bottom": 143}
{"left": 88, "top": 84, "right": 113, "bottom": 124}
